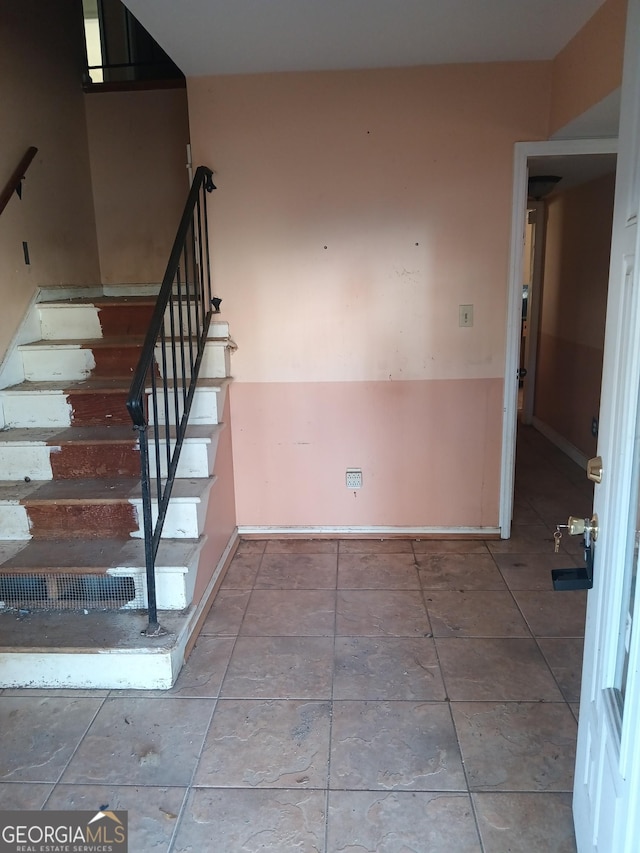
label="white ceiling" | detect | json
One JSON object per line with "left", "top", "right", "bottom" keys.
{"left": 122, "top": 0, "right": 606, "bottom": 77}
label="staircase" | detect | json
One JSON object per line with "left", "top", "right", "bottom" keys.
{"left": 0, "top": 284, "right": 234, "bottom": 689}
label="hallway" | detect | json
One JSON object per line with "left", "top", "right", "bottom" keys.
{"left": 0, "top": 425, "right": 589, "bottom": 851}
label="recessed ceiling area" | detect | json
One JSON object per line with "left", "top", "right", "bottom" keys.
{"left": 528, "top": 153, "right": 617, "bottom": 197}
{"left": 122, "top": 0, "right": 606, "bottom": 77}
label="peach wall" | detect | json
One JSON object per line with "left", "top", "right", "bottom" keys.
{"left": 549, "top": 0, "right": 627, "bottom": 135}
{"left": 535, "top": 172, "right": 615, "bottom": 456}
{"left": 189, "top": 64, "right": 551, "bottom": 385}
{"left": 84, "top": 87, "right": 191, "bottom": 284}
{"left": 0, "top": 0, "right": 100, "bottom": 361}
{"left": 187, "top": 62, "right": 551, "bottom": 529}
{"left": 231, "top": 379, "right": 503, "bottom": 529}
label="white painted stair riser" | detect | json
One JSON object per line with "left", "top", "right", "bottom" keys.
{"left": 18, "top": 340, "right": 229, "bottom": 382}
{"left": 0, "top": 433, "right": 218, "bottom": 482}
{"left": 129, "top": 493, "right": 209, "bottom": 539}
{"left": 0, "top": 390, "right": 72, "bottom": 429}
{"left": 148, "top": 434, "right": 218, "bottom": 478}
{"left": 37, "top": 301, "right": 229, "bottom": 341}
{"left": 156, "top": 341, "right": 230, "bottom": 380}
{"left": 0, "top": 444, "right": 54, "bottom": 481}
{"left": 149, "top": 385, "right": 225, "bottom": 426}
{"left": 0, "top": 490, "right": 210, "bottom": 541}
{"left": 112, "top": 561, "right": 198, "bottom": 611}
{"left": 38, "top": 304, "right": 103, "bottom": 340}
{"left": 1, "top": 384, "right": 225, "bottom": 429}
{"left": 21, "top": 346, "right": 96, "bottom": 382}
{"left": 0, "top": 651, "right": 177, "bottom": 691}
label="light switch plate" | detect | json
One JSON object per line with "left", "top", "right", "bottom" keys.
{"left": 459, "top": 304, "right": 473, "bottom": 327}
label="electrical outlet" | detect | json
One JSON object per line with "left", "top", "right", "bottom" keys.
{"left": 591, "top": 417, "right": 599, "bottom": 437}
{"left": 346, "top": 468, "right": 363, "bottom": 489}
{"left": 459, "top": 304, "right": 473, "bottom": 327}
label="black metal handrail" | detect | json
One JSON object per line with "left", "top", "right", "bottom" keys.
{"left": 127, "top": 165, "right": 216, "bottom": 635}
{"left": 0, "top": 147, "right": 38, "bottom": 217}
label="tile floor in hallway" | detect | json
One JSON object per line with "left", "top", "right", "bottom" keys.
{"left": 0, "top": 425, "right": 592, "bottom": 852}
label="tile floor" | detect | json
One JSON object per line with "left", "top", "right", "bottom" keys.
{"left": 0, "top": 425, "right": 591, "bottom": 852}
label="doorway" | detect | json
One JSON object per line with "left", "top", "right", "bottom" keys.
{"left": 500, "top": 138, "right": 618, "bottom": 539}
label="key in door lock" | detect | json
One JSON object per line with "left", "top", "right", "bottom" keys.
{"left": 554, "top": 514, "right": 599, "bottom": 551}
{"left": 568, "top": 514, "right": 599, "bottom": 542}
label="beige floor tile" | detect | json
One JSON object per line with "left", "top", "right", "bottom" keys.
{"left": 234, "top": 539, "right": 267, "bottom": 555}
{"left": 528, "top": 494, "right": 593, "bottom": 531}
{"left": 61, "top": 697, "right": 214, "bottom": 787}
{"left": 165, "top": 636, "right": 235, "bottom": 698}
{"left": 46, "top": 784, "right": 186, "bottom": 853}
{"left": 327, "top": 791, "right": 482, "bottom": 852}
{"left": 538, "top": 638, "right": 585, "bottom": 702}
{"left": 172, "top": 788, "right": 326, "bottom": 852}
{"left": 437, "top": 637, "right": 563, "bottom": 701}
{"left": 110, "top": 637, "right": 235, "bottom": 699}
{"left": 194, "top": 699, "right": 331, "bottom": 788}
{"left": 200, "top": 589, "right": 250, "bottom": 635}
{"left": 451, "top": 701, "right": 577, "bottom": 791}
{"left": 0, "top": 427, "right": 589, "bottom": 853}
{"left": 426, "top": 590, "right": 530, "bottom": 637}
{"left": 487, "top": 523, "right": 557, "bottom": 554}
{"left": 473, "top": 792, "right": 577, "bottom": 852}
{"left": 512, "top": 498, "right": 539, "bottom": 524}
{"left": 221, "top": 636, "right": 334, "bottom": 698}
{"left": 265, "top": 539, "right": 338, "bottom": 554}
{"left": 241, "top": 590, "right": 336, "bottom": 636}
{"left": 220, "top": 555, "right": 262, "bottom": 588}
{"left": 0, "top": 697, "right": 102, "bottom": 782}
{"left": 412, "top": 539, "right": 489, "bottom": 555}
{"left": 330, "top": 701, "right": 466, "bottom": 791}
{"left": 494, "top": 552, "right": 579, "bottom": 590}
{"left": 336, "top": 590, "right": 430, "bottom": 637}
{"left": 334, "top": 636, "right": 446, "bottom": 700}
{"left": 221, "top": 552, "right": 262, "bottom": 589}
{"left": 417, "top": 553, "right": 507, "bottom": 590}
{"left": 256, "top": 553, "right": 337, "bottom": 588}
{"left": 513, "top": 590, "right": 587, "bottom": 637}
{"left": 0, "top": 782, "right": 53, "bottom": 808}
{"left": 337, "top": 552, "right": 420, "bottom": 589}
{"left": 339, "top": 539, "right": 413, "bottom": 553}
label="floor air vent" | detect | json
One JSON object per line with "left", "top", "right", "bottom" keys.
{"left": 0, "top": 574, "right": 140, "bottom": 610}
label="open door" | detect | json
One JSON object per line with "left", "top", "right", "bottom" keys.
{"left": 572, "top": 0, "right": 640, "bottom": 847}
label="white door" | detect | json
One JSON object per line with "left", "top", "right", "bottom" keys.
{"left": 573, "top": 0, "right": 640, "bottom": 848}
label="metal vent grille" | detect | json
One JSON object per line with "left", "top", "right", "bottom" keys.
{"left": 0, "top": 573, "right": 143, "bottom": 611}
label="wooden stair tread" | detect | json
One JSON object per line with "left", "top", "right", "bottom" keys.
{"left": 0, "top": 425, "right": 138, "bottom": 445}
{"left": 0, "top": 476, "right": 213, "bottom": 503}
{"left": 0, "top": 537, "right": 202, "bottom": 574}
{"left": 40, "top": 295, "right": 158, "bottom": 306}
{"left": 22, "top": 336, "right": 145, "bottom": 348}
{"left": 5, "top": 377, "right": 133, "bottom": 393}
{"left": 21, "top": 335, "right": 230, "bottom": 348}
{"left": 0, "top": 424, "right": 219, "bottom": 445}
{"left": 5, "top": 376, "right": 229, "bottom": 393}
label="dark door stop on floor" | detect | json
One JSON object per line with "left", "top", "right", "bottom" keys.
{"left": 552, "top": 539, "right": 594, "bottom": 591}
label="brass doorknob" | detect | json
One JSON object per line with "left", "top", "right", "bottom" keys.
{"left": 567, "top": 514, "right": 599, "bottom": 542}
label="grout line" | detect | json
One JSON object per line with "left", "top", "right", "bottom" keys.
{"left": 42, "top": 693, "right": 108, "bottom": 806}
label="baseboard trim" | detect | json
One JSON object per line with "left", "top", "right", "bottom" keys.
{"left": 237, "top": 525, "right": 501, "bottom": 540}
{"left": 531, "top": 417, "right": 588, "bottom": 471}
